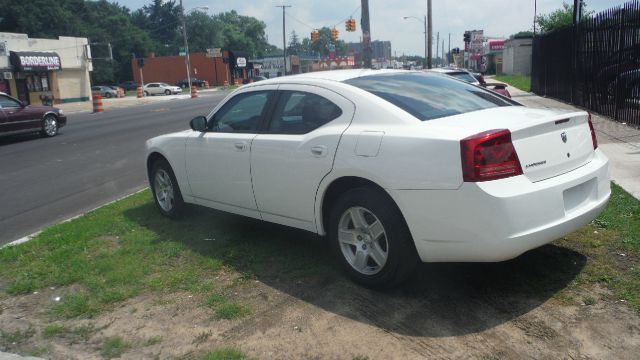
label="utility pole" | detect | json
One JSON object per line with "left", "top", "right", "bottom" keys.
{"left": 427, "top": 0, "right": 432, "bottom": 68}
{"left": 179, "top": 0, "right": 192, "bottom": 90}
{"left": 276, "top": 5, "right": 291, "bottom": 76}
{"left": 448, "top": 33, "right": 450, "bottom": 65}
{"left": 423, "top": 16, "right": 427, "bottom": 69}
{"left": 442, "top": 40, "right": 444, "bottom": 68}
{"left": 436, "top": 32, "right": 439, "bottom": 67}
{"left": 361, "top": 0, "right": 372, "bottom": 68}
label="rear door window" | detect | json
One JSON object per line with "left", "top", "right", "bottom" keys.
{"left": 266, "top": 91, "right": 342, "bottom": 134}
{"left": 345, "top": 72, "right": 518, "bottom": 121}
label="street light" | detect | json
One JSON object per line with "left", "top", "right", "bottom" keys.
{"left": 403, "top": 16, "right": 428, "bottom": 69}
{"left": 180, "top": 1, "right": 209, "bottom": 91}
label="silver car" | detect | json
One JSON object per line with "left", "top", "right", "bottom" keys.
{"left": 143, "top": 83, "right": 182, "bottom": 96}
{"left": 91, "top": 86, "right": 118, "bottom": 98}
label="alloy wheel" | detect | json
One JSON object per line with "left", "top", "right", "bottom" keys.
{"left": 154, "top": 169, "right": 175, "bottom": 212}
{"left": 338, "top": 206, "right": 389, "bottom": 275}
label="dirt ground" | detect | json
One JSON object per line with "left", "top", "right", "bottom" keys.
{"left": 1, "top": 245, "right": 640, "bottom": 360}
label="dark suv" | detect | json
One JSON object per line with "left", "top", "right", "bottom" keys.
{"left": 0, "top": 92, "right": 67, "bottom": 138}
{"left": 176, "top": 78, "right": 206, "bottom": 88}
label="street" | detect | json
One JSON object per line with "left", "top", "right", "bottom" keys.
{"left": 0, "top": 91, "right": 229, "bottom": 245}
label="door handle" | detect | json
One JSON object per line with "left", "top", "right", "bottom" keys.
{"left": 234, "top": 141, "right": 247, "bottom": 151}
{"left": 310, "top": 145, "right": 328, "bottom": 157}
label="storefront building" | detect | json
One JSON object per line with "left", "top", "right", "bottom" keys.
{"left": 0, "top": 32, "right": 92, "bottom": 105}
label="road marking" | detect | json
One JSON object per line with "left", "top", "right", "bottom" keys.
{"left": 2, "top": 187, "right": 149, "bottom": 249}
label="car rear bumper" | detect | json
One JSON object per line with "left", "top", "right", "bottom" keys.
{"left": 389, "top": 149, "right": 610, "bottom": 263}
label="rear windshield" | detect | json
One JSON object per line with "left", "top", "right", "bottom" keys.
{"left": 345, "top": 72, "right": 516, "bottom": 121}
{"left": 446, "top": 71, "right": 477, "bottom": 83}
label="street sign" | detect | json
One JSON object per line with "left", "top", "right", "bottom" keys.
{"left": 470, "top": 30, "right": 484, "bottom": 51}
{"left": 236, "top": 57, "right": 247, "bottom": 68}
{"left": 207, "top": 48, "right": 222, "bottom": 58}
{"left": 179, "top": 47, "right": 186, "bottom": 56}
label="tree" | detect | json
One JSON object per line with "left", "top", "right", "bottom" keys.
{"left": 287, "top": 31, "right": 303, "bottom": 56}
{"left": 535, "top": 1, "right": 594, "bottom": 33}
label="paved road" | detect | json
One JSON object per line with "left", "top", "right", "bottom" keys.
{"left": 0, "top": 91, "right": 230, "bottom": 245}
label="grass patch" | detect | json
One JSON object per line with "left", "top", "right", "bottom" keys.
{"left": 42, "top": 324, "right": 67, "bottom": 338}
{"left": 200, "top": 347, "right": 252, "bottom": 360}
{"left": 215, "top": 302, "right": 251, "bottom": 320}
{"left": 101, "top": 336, "right": 130, "bottom": 359}
{"left": 143, "top": 335, "right": 163, "bottom": 347}
{"left": 494, "top": 75, "right": 531, "bottom": 92}
{"left": 0, "top": 327, "right": 36, "bottom": 346}
{"left": 0, "top": 190, "right": 331, "bottom": 319}
{"left": 556, "top": 183, "right": 640, "bottom": 311}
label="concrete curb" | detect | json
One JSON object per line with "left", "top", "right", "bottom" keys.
{"left": 0, "top": 351, "right": 43, "bottom": 360}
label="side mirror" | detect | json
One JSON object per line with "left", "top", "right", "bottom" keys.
{"left": 190, "top": 116, "right": 207, "bottom": 132}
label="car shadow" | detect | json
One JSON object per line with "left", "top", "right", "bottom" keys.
{"left": 123, "top": 202, "right": 586, "bottom": 337}
{"left": 0, "top": 132, "right": 44, "bottom": 146}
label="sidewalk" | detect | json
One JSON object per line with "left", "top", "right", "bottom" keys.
{"left": 507, "top": 85, "right": 640, "bottom": 199}
{"left": 56, "top": 88, "right": 221, "bottom": 114}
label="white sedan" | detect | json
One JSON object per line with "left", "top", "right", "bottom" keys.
{"left": 145, "top": 69, "right": 610, "bottom": 287}
{"left": 143, "top": 82, "right": 182, "bottom": 96}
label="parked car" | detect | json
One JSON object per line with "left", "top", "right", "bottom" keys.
{"left": 428, "top": 68, "right": 480, "bottom": 85}
{"left": 0, "top": 92, "right": 66, "bottom": 138}
{"left": 143, "top": 83, "right": 182, "bottom": 96}
{"left": 176, "top": 78, "right": 206, "bottom": 88}
{"left": 91, "top": 85, "right": 118, "bottom": 98}
{"left": 429, "top": 68, "right": 512, "bottom": 97}
{"left": 119, "top": 81, "right": 140, "bottom": 91}
{"left": 145, "top": 70, "right": 610, "bottom": 288}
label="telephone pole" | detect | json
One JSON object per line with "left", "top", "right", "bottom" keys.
{"left": 427, "top": 0, "right": 432, "bottom": 68}
{"left": 448, "top": 33, "right": 451, "bottom": 65}
{"left": 436, "top": 32, "right": 439, "bottom": 67}
{"left": 276, "top": 5, "right": 291, "bottom": 76}
{"left": 361, "top": 0, "right": 372, "bottom": 68}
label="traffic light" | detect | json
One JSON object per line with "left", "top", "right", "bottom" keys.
{"left": 463, "top": 31, "right": 471, "bottom": 43}
{"left": 345, "top": 18, "right": 356, "bottom": 32}
{"left": 311, "top": 30, "right": 319, "bottom": 42}
{"left": 331, "top": 27, "right": 339, "bottom": 41}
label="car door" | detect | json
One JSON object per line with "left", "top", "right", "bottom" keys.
{"left": 146, "top": 84, "right": 159, "bottom": 95}
{"left": 0, "top": 94, "right": 40, "bottom": 133}
{"left": 250, "top": 85, "right": 355, "bottom": 232}
{"left": 185, "top": 87, "right": 278, "bottom": 219}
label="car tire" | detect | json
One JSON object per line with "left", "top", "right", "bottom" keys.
{"left": 105, "top": 92, "right": 112, "bottom": 98}
{"left": 40, "top": 114, "right": 58, "bottom": 137}
{"left": 144, "top": 91, "right": 149, "bottom": 97}
{"left": 328, "top": 186, "right": 419, "bottom": 289}
{"left": 165, "top": 89, "right": 171, "bottom": 95}
{"left": 150, "top": 159, "right": 185, "bottom": 219}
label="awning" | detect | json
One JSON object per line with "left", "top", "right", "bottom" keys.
{"left": 9, "top": 51, "right": 61, "bottom": 72}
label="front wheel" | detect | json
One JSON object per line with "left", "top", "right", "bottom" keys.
{"left": 41, "top": 115, "right": 58, "bottom": 137}
{"left": 150, "top": 159, "right": 185, "bottom": 218}
{"left": 105, "top": 92, "right": 112, "bottom": 98}
{"left": 329, "top": 187, "right": 419, "bottom": 288}
{"left": 144, "top": 91, "right": 149, "bottom": 97}
{"left": 165, "top": 89, "right": 171, "bottom": 95}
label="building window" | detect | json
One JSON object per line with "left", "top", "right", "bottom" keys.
{"left": 25, "top": 73, "right": 49, "bottom": 92}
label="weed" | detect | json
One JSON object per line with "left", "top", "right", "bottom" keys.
{"left": 215, "top": 303, "right": 251, "bottom": 320}
{"left": 101, "top": 336, "right": 130, "bottom": 359}
{"left": 583, "top": 296, "right": 597, "bottom": 305}
{"left": 0, "top": 327, "right": 36, "bottom": 345}
{"left": 200, "top": 347, "right": 251, "bottom": 360}
{"left": 42, "top": 324, "right": 67, "bottom": 338}
{"left": 143, "top": 335, "right": 163, "bottom": 346}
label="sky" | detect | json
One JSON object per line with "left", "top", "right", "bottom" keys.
{"left": 116, "top": 0, "right": 620, "bottom": 57}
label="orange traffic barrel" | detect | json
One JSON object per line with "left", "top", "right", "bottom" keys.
{"left": 234, "top": 79, "right": 241, "bottom": 86}
{"left": 136, "top": 86, "right": 143, "bottom": 98}
{"left": 92, "top": 94, "right": 104, "bottom": 113}
{"left": 204, "top": 81, "right": 209, "bottom": 89}
{"left": 223, "top": 80, "right": 229, "bottom": 88}
{"left": 191, "top": 85, "right": 198, "bottom": 98}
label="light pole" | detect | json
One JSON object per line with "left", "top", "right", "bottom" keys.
{"left": 180, "top": 1, "right": 208, "bottom": 90}
{"left": 403, "top": 16, "right": 428, "bottom": 69}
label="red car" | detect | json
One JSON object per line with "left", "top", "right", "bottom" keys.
{"left": 0, "top": 92, "right": 66, "bottom": 138}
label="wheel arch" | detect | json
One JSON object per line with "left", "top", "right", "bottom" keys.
{"left": 146, "top": 151, "right": 170, "bottom": 182}
{"left": 42, "top": 111, "right": 58, "bottom": 120}
{"left": 317, "top": 176, "right": 405, "bottom": 236}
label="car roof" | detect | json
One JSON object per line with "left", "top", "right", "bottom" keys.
{"left": 254, "top": 69, "right": 408, "bottom": 85}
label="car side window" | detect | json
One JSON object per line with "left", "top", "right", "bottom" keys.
{"left": 267, "top": 91, "right": 342, "bottom": 134}
{"left": 210, "top": 91, "right": 272, "bottom": 133}
{"left": 0, "top": 95, "right": 21, "bottom": 108}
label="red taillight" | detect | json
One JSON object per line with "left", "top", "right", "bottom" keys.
{"left": 588, "top": 113, "right": 598, "bottom": 150}
{"left": 460, "top": 129, "right": 523, "bottom": 182}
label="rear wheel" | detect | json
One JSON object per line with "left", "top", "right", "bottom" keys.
{"left": 144, "top": 91, "right": 149, "bottom": 97}
{"left": 41, "top": 115, "right": 58, "bottom": 137}
{"left": 329, "top": 187, "right": 419, "bottom": 288}
{"left": 105, "top": 92, "right": 112, "bottom": 98}
{"left": 150, "top": 159, "right": 184, "bottom": 218}
{"left": 165, "top": 89, "right": 171, "bottom": 95}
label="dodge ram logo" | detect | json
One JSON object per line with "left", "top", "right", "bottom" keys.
{"left": 561, "top": 132, "right": 567, "bottom": 143}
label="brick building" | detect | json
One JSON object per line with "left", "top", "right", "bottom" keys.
{"left": 131, "top": 51, "right": 235, "bottom": 87}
